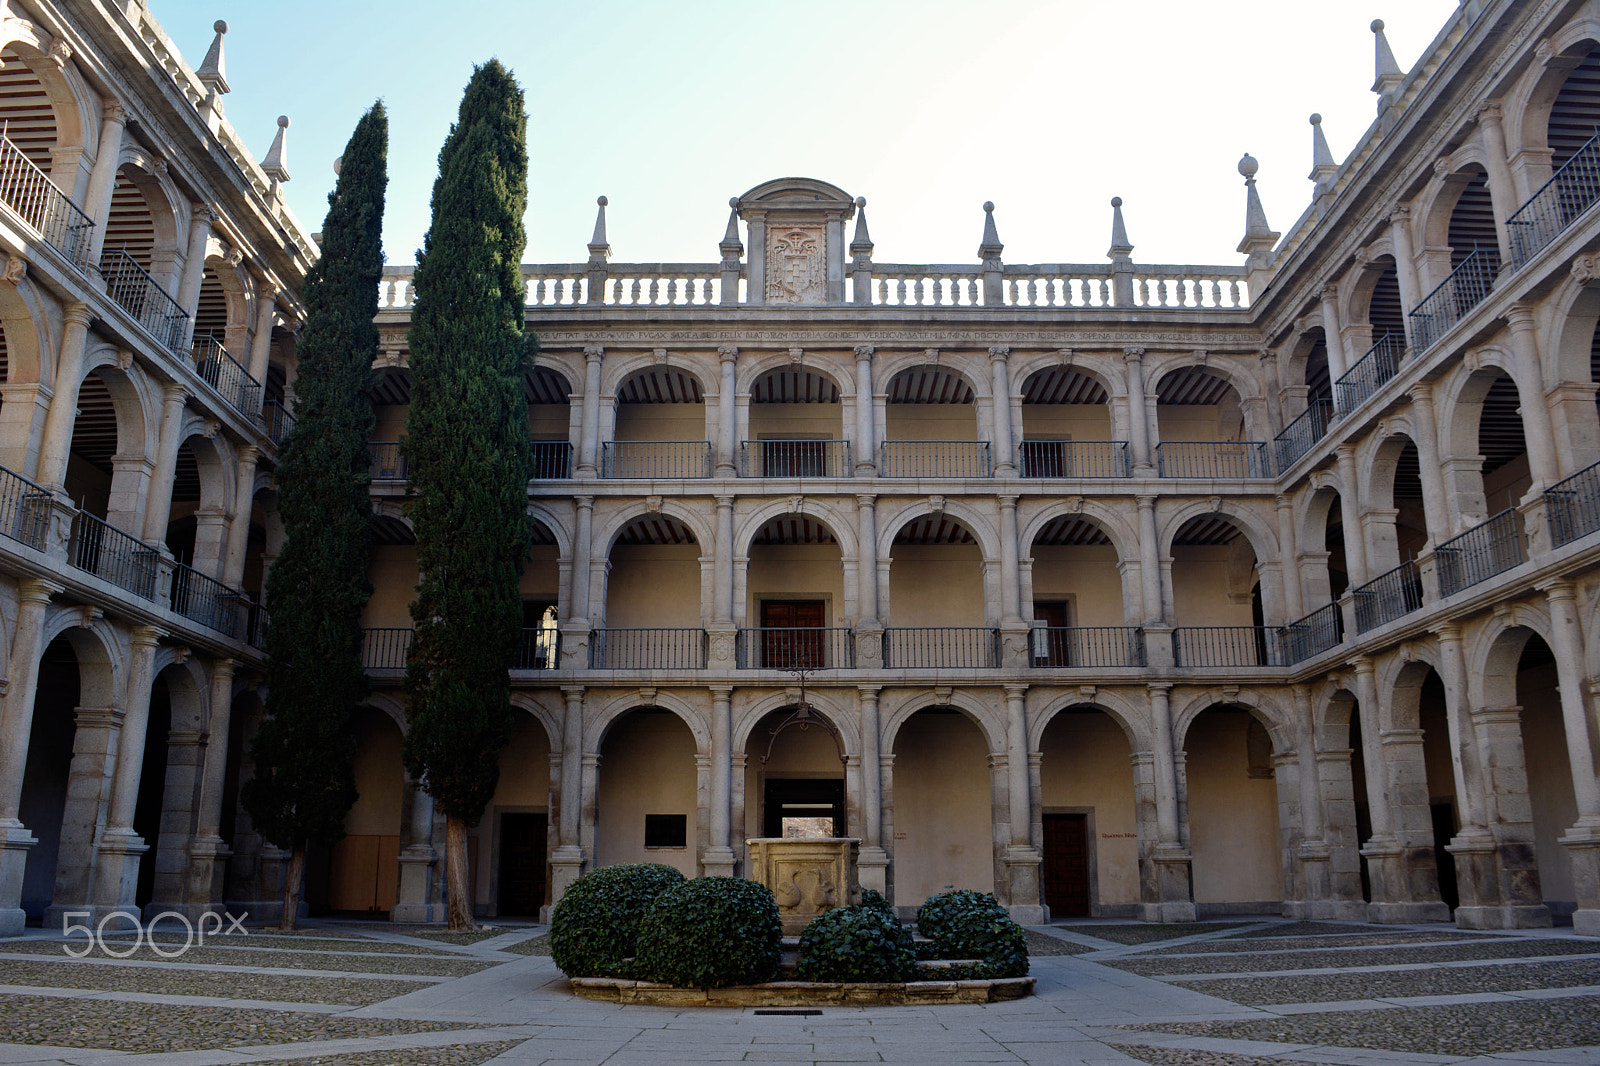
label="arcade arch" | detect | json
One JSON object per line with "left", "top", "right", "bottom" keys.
{"left": 595, "top": 707, "right": 699, "bottom": 878}
{"left": 889, "top": 706, "right": 994, "bottom": 905}
{"left": 1037, "top": 705, "right": 1137, "bottom": 916}
{"left": 1182, "top": 704, "right": 1284, "bottom": 908}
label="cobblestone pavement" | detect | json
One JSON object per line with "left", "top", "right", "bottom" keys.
{"left": 0, "top": 916, "right": 1596, "bottom": 1064}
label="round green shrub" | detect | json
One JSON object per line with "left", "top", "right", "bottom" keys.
{"left": 634, "top": 877, "right": 782, "bottom": 988}
{"left": 795, "top": 902, "right": 916, "bottom": 983}
{"left": 915, "top": 889, "right": 1029, "bottom": 978}
{"left": 549, "top": 863, "right": 685, "bottom": 978}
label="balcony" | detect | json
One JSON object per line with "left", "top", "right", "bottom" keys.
{"left": 1018, "top": 441, "right": 1129, "bottom": 478}
{"left": 1274, "top": 399, "right": 1335, "bottom": 472}
{"left": 1172, "top": 626, "right": 1285, "bottom": 667}
{"left": 1436, "top": 509, "right": 1526, "bottom": 597}
{"left": 259, "top": 399, "right": 295, "bottom": 446}
{"left": 736, "top": 627, "right": 855, "bottom": 669}
{"left": 1507, "top": 131, "right": 1600, "bottom": 270}
{"left": 1278, "top": 601, "right": 1344, "bottom": 664}
{"left": 70, "top": 512, "right": 159, "bottom": 600}
{"left": 1155, "top": 441, "right": 1271, "bottom": 479}
{"left": 601, "top": 441, "right": 712, "bottom": 479}
{"left": 1353, "top": 559, "right": 1423, "bottom": 633}
{"left": 739, "top": 440, "right": 852, "bottom": 478}
{"left": 101, "top": 249, "right": 190, "bottom": 356}
{"left": 194, "top": 334, "right": 262, "bottom": 416}
{"left": 362, "top": 627, "right": 413, "bottom": 671}
{"left": 1408, "top": 247, "right": 1498, "bottom": 352}
{"left": 881, "top": 627, "right": 999, "bottom": 669}
{"left": 590, "top": 627, "right": 706, "bottom": 669}
{"left": 369, "top": 442, "right": 408, "bottom": 482}
{"left": 169, "top": 561, "right": 245, "bottom": 637}
{"left": 514, "top": 625, "right": 561, "bottom": 669}
{"left": 1334, "top": 333, "right": 1405, "bottom": 415}
{"left": 1547, "top": 458, "right": 1600, "bottom": 547}
{"left": 0, "top": 464, "right": 51, "bottom": 552}
{"left": 0, "top": 130, "right": 93, "bottom": 269}
{"left": 531, "top": 441, "right": 573, "bottom": 479}
{"left": 878, "top": 441, "right": 991, "bottom": 478}
{"left": 1029, "top": 626, "right": 1145, "bottom": 668}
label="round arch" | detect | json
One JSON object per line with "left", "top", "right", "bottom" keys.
{"left": 1415, "top": 154, "right": 1495, "bottom": 252}
{"left": 1358, "top": 427, "right": 1419, "bottom": 513}
{"left": 174, "top": 421, "right": 237, "bottom": 512}
{"left": 1470, "top": 608, "right": 1556, "bottom": 710}
{"left": 1145, "top": 354, "right": 1264, "bottom": 405}
{"left": 152, "top": 652, "right": 208, "bottom": 733}
{"left": 1297, "top": 478, "right": 1347, "bottom": 554}
{"left": 80, "top": 344, "right": 155, "bottom": 460}
{"left": 1008, "top": 352, "right": 1123, "bottom": 403}
{"left": 592, "top": 500, "right": 714, "bottom": 557}
{"left": 733, "top": 689, "right": 857, "bottom": 759}
{"left": 602, "top": 353, "right": 716, "bottom": 401}
{"left": 0, "top": 273, "right": 57, "bottom": 385}
{"left": 1158, "top": 498, "right": 1279, "bottom": 564}
{"left": 1504, "top": 18, "right": 1600, "bottom": 167}
{"left": 525, "top": 502, "right": 572, "bottom": 558}
{"left": 0, "top": 24, "right": 93, "bottom": 163}
{"left": 1170, "top": 687, "right": 1293, "bottom": 754}
{"left": 1437, "top": 349, "right": 1539, "bottom": 466}
{"left": 365, "top": 692, "right": 411, "bottom": 738}
{"left": 35, "top": 612, "right": 121, "bottom": 708}
{"left": 1020, "top": 499, "right": 1137, "bottom": 564}
{"left": 1028, "top": 690, "right": 1146, "bottom": 751}
{"left": 112, "top": 152, "right": 185, "bottom": 270}
{"left": 508, "top": 691, "right": 562, "bottom": 751}
{"left": 875, "top": 499, "right": 1000, "bottom": 563}
{"left": 734, "top": 498, "right": 857, "bottom": 559}
{"left": 737, "top": 352, "right": 853, "bottom": 401}
{"left": 585, "top": 691, "right": 709, "bottom": 755}
{"left": 878, "top": 688, "right": 1005, "bottom": 756}
{"left": 528, "top": 354, "right": 580, "bottom": 399}
{"left": 872, "top": 352, "right": 990, "bottom": 402}
{"left": 1339, "top": 251, "right": 1400, "bottom": 330}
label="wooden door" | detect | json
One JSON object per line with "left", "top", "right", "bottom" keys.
{"left": 1033, "top": 601, "right": 1070, "bottom": 667}
{"left": 1042, "top": 813, "right": 1090, "bottom": 917}
{"left": 760, "top": 600, "right": 826, "bottom": 668}
{"left": 498, "top": 812, "right": 546, "bottom": 917}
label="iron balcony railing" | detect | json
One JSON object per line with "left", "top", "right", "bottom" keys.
{"left": 1547, "top": 458, "right": 1600, "bottom": 547}
{"left": 0, "top": 128, "right": 92, "bottom": 268}
{"left": 878, "top": 441, "right": 991, "bottom": 478}
{"left": 601, "top": 441, "right": 712, "bottom": 479}
{"left": 1018, "top": 440, "right": 1130, "bottom": 478}
{"left": 193, "top": 333, "right": 261, "bottom": 416}
{"left": 369, "top": 441, "right": 408, "bottom": 482}
{"left": 259, "top": 399, "right": 295, "bottom": 446}
{"left": 1507, "top": 130, "right": 1600, "bottom": 269}
{"left": 246, "top": 602, "right": 268, "bottom": 649}
{"left": 736, "top": 627, "right": 855, "bottom": 670}
{"left": 0, "top": 462, "right": 51, "bottom": 551}
{"left": 881, "top": 627, "right": 1000, "bottom": 669}
{"left": 530, "top": 441, "right": 573, "bottom": 479}
{"left": 1155, "top": 441, "right": 1272, "bottom": 479}
{"left": 1278, "top": 601, "right": 1344, "bottom": 665}
{"left": 589, "top": 627, "right": 706, "bottom": 669}
{"left": 362, "top": 627, "right": 413, "bottom": 670}
{"left": 169, "top": 561, "right": 244, "bottom": 637}
{"left": 1353, "top": 559, "right": 1424, "bottom": 633}
{"left": 1274, "top": 399, "right": 1335, "bottom": 472}
{"left": 101, "top": 248, "right": 189, "bottom": 355}
{"left": 1334, "top": 333, "right": 1405, "bottom": 414}
{"left": 515, "top": 625, "right": 561, "bottom": 669}
{"left": 70, "top": 512, "right": 159, "bottom": 600}
{"left": 1029, "top": 626, "right": 1145, "bottom": 668}
{"left": 1172, "top": 626, "right": 1286, "bottom": 668}
{"left": 1436, "top": 508, "right": 1526, "bottom": 597}
{"left": 1408, "top": 246, "right": 1499, "bottom": 352}
{"left": 739, "top": 439, "right": 851, "bottom": 478}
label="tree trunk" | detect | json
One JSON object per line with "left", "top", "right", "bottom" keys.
{"left": 445, "top": 814, "right": 475, "bottom": 931}
{"left": 280, "top": 844, "right": 305, "bottom": 932}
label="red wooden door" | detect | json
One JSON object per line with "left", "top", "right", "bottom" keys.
{"left": 761, "top": 600, "right": 826, "bottom": 668}
{"left": 1043, "top": 813, "right": 1090, "bottom": 917}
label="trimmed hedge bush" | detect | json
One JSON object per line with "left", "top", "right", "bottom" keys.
{"left": 794, "top": 899, "right": 917, "bottom": 983}
{"left": 916, "top": 889, "right": 1029, "bottom": 978}
{"left": 549, "top": 863, "right": 685, "bottom": 978}
{"left": 634, "top": 877, "right": 783, "bottom": 988}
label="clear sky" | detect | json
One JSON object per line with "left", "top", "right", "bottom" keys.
{"left": 150, "top": 1, "right": 1458, "bottom": 269}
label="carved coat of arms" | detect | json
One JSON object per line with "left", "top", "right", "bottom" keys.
{"left": 767, "top": 227, "right": 825, "bottom": 304}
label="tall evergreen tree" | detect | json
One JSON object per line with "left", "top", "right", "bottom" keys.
{"left": 241, "top": 103, "right": 388, "bottom": 931}
{"left": 402, "top": 61, "right": 532, "bottom": 931}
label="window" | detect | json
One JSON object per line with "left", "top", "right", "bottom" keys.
{"left": 644, "top": 813, "right": 687, "bottom": 848}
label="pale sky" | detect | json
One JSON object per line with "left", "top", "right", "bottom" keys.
{"left": 151, "top": 1, "right": 1458, "bottom": 269}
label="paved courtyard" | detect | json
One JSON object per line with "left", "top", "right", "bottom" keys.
{"left": 0, "top": 917, "right": 1598, "bottom": 1065}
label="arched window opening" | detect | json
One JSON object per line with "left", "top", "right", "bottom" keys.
{"left": 1038, "top": 707, "right": 1136, "bottom": 917}
{"left": 1325, "top": 498, "right": 1349, "bottom": 602}
{"left": 1030, "top": 516, "right": 1132, "bottom": 665}
{"left": 747, "top": 514, "right": 845, "bottom": 669}
{"left": 517, "top": 518, "right": 561, "bottom": 669}
{"left": 610, "top": 367, "right": 707, "bottom": 479}
{"left": 1018, "top": 366, "right": 1118, "bottom": 477}
{"left": 1171, "top": 515, "right": 1256, "bottom": 627}
{"left": 892, "top": 708, "right": 993, "bottom": 906}
{"left": 1447, "top": 169, "right": 1497, "bottom": 271}
{"left": 600, "top": 514, "right": 701, "bottom": 667}
{"left": 1185, "top": 705, "right": 1283, "bottom": 908}
{"left": 194, "top": 266, "right": 228, "bottom": 341}
{"left": 887, "top": 514, "right": 987, "bottom": 665}
{"left": 882, "top": 365, "right": 982, "bottom": 476}
{"left": 1480, "top": 372, "right": 1531, "bottom": 514}
{"left": 1305, "top": 332, "right": 1332, "bottom": 407}
{"left": 473, "top": 713, "right": 551, "bottom": 918}
{"left": 0, "top": 51, "right": 57, "bottom": 172}
{"left": 1549, "top": 48, "right": 1600, "bottom": 169}
{"left": 597, "top": 708, "right": 698, "bottom": 877}
{"left": 526, "top": 366, "right": 572, "bottom": 479}
{"left": 746, "top": 706, "right": 846, "bottom": 845}
{"left": 63, "top": 370, "right": 115, "bottom": 520}
{"left": 15, "top": 637, "right": 78, "bottom": 921}
{"left": 1512, "top": 635, "right": 1579, "bottom": 914}
{"left": 746, "top": 368, "right": 845, "bottom": 477}
{"left": 1156, "top": 368, "right": 1264, "bottom": 477}
{"left": 368, "top": 366, "right": 411, "bottom": 483}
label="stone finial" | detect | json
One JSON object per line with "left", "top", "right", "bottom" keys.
{"left": 978, "top": 200, "right": 1003, "bottom": 261}
{"left": 197, "top": 20, "right": 229, "bottom": 95}
{"left": 261, "top": 115, "right": 290, "bottom": 183}
{"left": 1237, "top": 153, "right": 1279, "bottom": 256}
{"left": 1107, "top": 197, "right": 1133, "bottom": 259}
{"left": 1308, "top": 114, "right": 1336, "bottom": 180}
{"left": 849, "top": 195, "right": 874, "bottom": 259}
{"left": 588, "top": 195, "right": 610, "bottom": 262}
{"left": 1371, "top": 19, "right": 1404, "bottom": 97}
{"left": 719, "top": 196, "right": 743, "bottom": 258}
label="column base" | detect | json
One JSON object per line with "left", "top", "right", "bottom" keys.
{"left": 1139, "top": 901, "right": 1197, "bottom": 922}
{"left": 1455, "top": 904, "right": 1553, "bottom": 929}
{"left": 92, "top": 830, "right": 148, "bottom": 925}
{"left": 185, "top": 836, "right": 231, "bottom": 914}
{"left": 1559, "top": 822, "right": 1600, "bottom": 937}
{"left": 393, "top": 845, "right": 440, "bottom": 924}
{"left": 550, "top": 845, "right": 586, "bottom": 905}
{"left": 1366, "top": 900, "right": 1453, "bottom": 924}
{"left": 857, "top": 846, "right": 889, "bottom": 897}
{"left": 0, "top": 822, "right": 38, "bottom": 937}
{"left": 700, "top": 845, "right": 736, "bottom": 878}
{"left": 1146, "top": 843, "right": 1194, "bottom": 922}
{"left": 1002, "top": 845, "right": 1043, "bottom": 923}
{"left": 391, "top": 903, "right": 446, "bottom": 923}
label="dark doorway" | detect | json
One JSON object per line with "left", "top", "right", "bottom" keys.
{"left": 1032, "top": 601, "right": 1070, "bottom": 666}
{"left": 762, "top": 778, "right": 844, "bottom": 838}
{"left": 760, "top": 600, "right": 826, "bottom": 669}
{"left": 1043, "top": 813, "right": 1090, "bottom": 916}
{"left": 497, "top": 812, "right": 546, "bottom": 917}
{"left": 132, "top": 681, "right": 173, "bottom": 909}
{"left": 1431, "top": 802, "right": 1459, "bottom": 910}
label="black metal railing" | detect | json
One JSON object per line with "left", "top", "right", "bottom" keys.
{"left": 601, "top": 441, "right": 712, "bottom": 479}
{"left": 1278, "top": 602, "right": 1344, "bottom": 665}
{"left": 739, "top": 439, "right": 851, "bottom": 478}
{"left": 193, "top": 333, "right": 261, "bottom": 415}
{"left": 259, "top": 399, "right": 294, "bottom": 446}
{"left": 369, "top": 441, "right": 408, "bottom": 481}
{"left": 514, "top": 625, "right": 561, "bottom": 669}
{"left": 1018, "top": 440, "right": 1130, "bottom": 478}
{"left": 1274, "top": 399, "right": 1335, "bottom": 472}
{"left": 169, "top": 561, "right": 244, "bottom": 637}
{"left": 1172, "top": 626, "right": 1285, "bottom": 667}
{"left": 1436, "top": 509, "right": 1526, "bottom": 597}
{"left": 530, "top": 441, "right": 573, "bottom": 479}
{"left": 245, "top": 601, "right": 268, "bottom": 649}
{"left": 1029, "top": 626, "right": 1145, "bottom": 668}
{"left": 1352, "top": 559, "right": 1424, "bottom": 633}
{"left": 878, "top": 441, "right": 991, "bottom": 478}
{"left": 589, "top": 627, "right": 706, "bottom": 669}
{"left": 881, "top": 627, "right": 1000, "bottom": 668}
{"left": 70, "top": 512, "right": 158, "bottom": 600}
{"left": 1334, "top": 333, "right": 1405, "bottom": 414}
{"left": 1408, "top": 247, "right": 1499, "bottom": 352}
{"left": 736, "top": 627, "right": 855, "bottom": 669}
{"left": 0, "top": 128, "right": 92, "bottom": 268}
{"left": 362, "top": 627, "right": 413, "bottom": 670}
{"left": 0, "top": 463, "right": 51, "bottom": 551}
{"left": 1507, "top": 130, "right": 1600, "bottom": 269}
{"left": 100, "top": 248, "right": 189, "bottom": 354}
{"left": 1155, "top": 441, "right": 1272, "bottom": 479}
{"left": 1547, "top": 458, "right": 1600, "bottom": 547}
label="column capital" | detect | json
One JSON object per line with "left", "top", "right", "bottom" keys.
{"left": 191, "top": 204, "right": 219, "bottom": 226}
{"left": 1275, "top": 493, "right": 1295, "bottom": 510}
{"left": 855, "top": 493, "right": 877, "bottom": 507}
{"left": 715, "top": 494, "right": 734, "bottom": 509}
{"left": 1003, "top": 683, "right": 1028, "bottom": 699}
{"left": 103, "top": 102, "right": 128, "bottom": 127}
{"left": 583, "top": 345, "right": 604, "bottom": 363}
{"left": 1334, "top": 441, "right": 1359, "bottom": 462}
{"left": 1352, "top": 654, "right": 1376, "bottom": 677}
{"left": 988, "top": 345, "right": 1010, "bottom": 363}
{"left": 560, "top": 684, "right": 586, "bottom": 700}
{"left": 854, "top": 344, "right": 874, "bottom": 360}
{"left": 1536, "top": 576, "right": 1578, "bottom": 603}
{"left": 237, "top": 443, "right": 260, "bottom": 467}
{"left": 1410, "top": 380, "right": 1434, "bottom": 402}
{"left": 717, "top": 344, "right": 738, "bottom": 363}
{"left": 162, "top": 382, "right": 189, "bottom": 406}
{"left": 1435, "top": 620, "right": 1464, "bottom": 644}
{"left": 1147, "top": 681, "right": 1173, "bottom": 696}
{"left": 1121, "top": 345, "right": 1145, "bottom": 362}
{"left": 130, "top": 625, "right": 166, "bottom": 648}
{"left": 1321, "top": 282, "right": 1340, "bottom": 302}
{"left": 857, "top": 684, "right": 882, "bottom": 698}
{"left": 62, "top": 301, "right": 92, "bottom": 327}
{"left": 1506, "top": 302, "right": 1538, "bottom": 330}
{"left": 211, "top": 657, "right": 237, "bottom": 682}
{"left": 1388, "top": 203, "right": 1411, "bottom": 224}
{"left": 997, "top": 493, "right": 1019, "bottom": 509}
{"left": 574, "top": 494, "right": 595, "bottom": 511}
{"left": 16, "top": 579, "right": 63, "bottom": 606}
{"left": 1136, "top": 493, "right": 1157, "bottom": 510}
{"left": 1477, "top": 100, "right": 1505, "bottom": 127}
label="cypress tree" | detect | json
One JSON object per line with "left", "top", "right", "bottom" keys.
{"left": 241, "top": 103, "right": 388, "bottom": 931}
{"left": 402, "top": 61, "right": 531, "bottom": 931}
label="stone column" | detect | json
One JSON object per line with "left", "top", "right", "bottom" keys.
{"left": 1540, "top": 581, "right": 1600, "bottom": 936}
{"left": 1354, "top": 657, "right": 1400, "bottom": 911}
{"left": 1289, "top": 686, "right": 1332, "bottom": 917}
{"left": 1136, "top": 495, "right": 1162, "bottom": 623}
{"left": 34, "top": 304, "right": 94, "bottom": 491}
{"left": 246, "top": 283, "right": 278, "bottom": 405}
{"left": 998, "top": 496, "right": 1028, "bottom": 669}
{"left": 854, "top": 346, "right": 876, "bottom": 475}
{"left": 94, "top": 627, "right": 163, "bottom": 922}
{"left": 394, "top": 783, "right": 442, "bottom": 923}
{"left": 716, "top": 345, "right": 738, "bottom": 476}
{"left": 550, "top": 686, "right": 586, "bottom": 902}
{"left": 1001, "top": 684, "right": 1043, "bottom": 922}
{"left": 83, "top": 103, "right": 128, "bottom": 271}
{"left": 857, "top": 685, "right": 887, "bottom": 894}
{"left": 855, "top": 494, "right": 883, "bottom": 666}
{"left": 1476, "top": 104, "right": 1518, "bottom": 264}
{"left": 1143, "top": 683, "right": 1195, "bottom": 921}
{"left": 709, "top": 496, "right": 737, "bottom": 667}
{"left": 1388, "top": 207, "right": 1421, "bottom": 343}
{"left": 0, "top": 382, "right": 51, "bottom": 480}
{"left": 147, "top": 726, "right": 204, "bottom": 917}
{"left": 576, "top": 346, "right": 603, "bottom": 477}
{"left": 0, "top": 577, "right": 63, "bottom": 932}
{"left": 1505, "top": 306, "right": 1560, "bottom": 489}
{"left": 1334, "top": 445, "right": 1370, "bottom": 586}
{"left": 183, "top": 659, "right": 236, "bottom": 918}
{"left": 221, "top": 446, "right": 259, "bottom": 587}
{"left": 142, "top": 385, "right": 189, "bottom": 545}
{"left": 175, "top": 207, "right": 216, "bottom": 347}
{"left": 988, "top": 346, "right": 1015, "bottom": 475}
{"left": 1123, "top": 347, "right": 1154, "bottom": 475}
{"left": 1320, "top": 284, "right": 1348, "bottom": 382}
{"left": 43, "top": 704, "right": 124, "bottom": 929}
{"left": 1277, "top": 494, "right": 1304, "bottom": 621}
{"left": 1409, "top": 383, "right": 1454, "bottom": 543}
{"left": 703, "top": 686, "right": 735, "bottom": 877}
